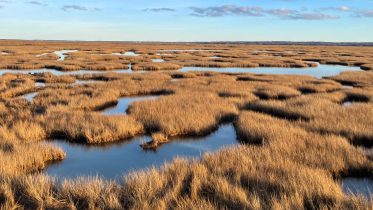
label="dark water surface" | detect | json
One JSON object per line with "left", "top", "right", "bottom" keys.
{"left": 102, "top": 95, "right": 159, "bottom": 115}
{"left": 342, "top": 178, "right": 373, "bottom": 199}
{"left": 45, "top": 124, "right": 238, "bottom": 180}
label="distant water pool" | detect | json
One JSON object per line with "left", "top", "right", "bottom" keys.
{"left": 54, "top": 50, "right": 78, "bottom": 61}
{"left": 0, "top": 63, "right": 362, "bottom": 79}
{"left": 179, "top": 64, "right": 362, "bottom": 79}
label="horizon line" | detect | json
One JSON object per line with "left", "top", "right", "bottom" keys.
{"left": 1, "top": 39, "right": 373, "bottom": 46}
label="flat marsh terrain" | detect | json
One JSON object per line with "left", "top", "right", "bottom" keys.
{"left": 0, "top": 40, "right": 372, "bottom": 209}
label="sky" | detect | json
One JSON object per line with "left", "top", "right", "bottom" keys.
{"left": 0, "top": 0, "right": 372, "bottom": 42}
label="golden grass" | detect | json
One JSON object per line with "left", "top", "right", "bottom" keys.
{"left": 328, "top": 70, "right": 373, "bottom": 87}
{"left": 246, "top": 93, "right": 373, "bottom": 147}
{"left": 1, "top": 141, "right": 371, "bottom": 209}
{"left": 32, "top": 72, "right": 75, "bottom": 84}
{"left": 128, "top": 92, "right": 238, "bottom": 138}
{"left": 1, "top": 40, "right": 372, "bottom": 72}
{"left": 0, "top": 130, "right": 65, "bottom": 175}
{"left": 235, "top": 111, "right": 371, "bottom": 175}
{"left": 0, "top": 42, "right": 372, "bottom": 209}
{"left": 0, "top": 75, "right": 36, "bottom": 99}
{"left": 132, "top": 62, "right": 181, "bottom": 71}
{"left": 34, "top": 86, "right": 120, "bottom": 110}
{"left": 41, "top": 110, "right": 144, "bottom": 143}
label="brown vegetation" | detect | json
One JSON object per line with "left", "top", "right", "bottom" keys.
{"left": 41, "top": 110, "right": 144, "bottom": 143}
{"left": 246, "top": 93, "right": 373, "bottom": 147}
{"left": 0, "top": 41, "right": 372, "bottom": 209}
{"left": 1, "top": 40, "right": 373, "bottom": 72}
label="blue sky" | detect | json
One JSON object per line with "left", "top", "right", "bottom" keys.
{"left": 0, "top": 0, "right": 372, "bottom": 41}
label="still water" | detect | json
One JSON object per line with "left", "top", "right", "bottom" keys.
{"left": 45, "top": 124, "right": 238, "bottom": 180}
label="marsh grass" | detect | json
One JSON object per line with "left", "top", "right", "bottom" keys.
{"left": 128, "top": 91, "right": 238, "bottom": 138}
{"left": 41, "top": 110, "right": 144, "bottom": 143}
{"left": 0, "top": 75, "right": 36, "bottom": 99}
{"left": 1, "top": 41, "right": 372, "bottom": 72}
{"left": 246, "top": 94, "right": 373, "bottom": 147}
{"left": 0, "top": 42, "right": 373, "bottom": 209}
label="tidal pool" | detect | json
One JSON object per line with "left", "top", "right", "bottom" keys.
{"left": 342, "top": 101, "right": 353, "bottom": 107}
{"left": 35, "top": 82, "right": 46, "bottom": 87}
{"left": 54, "top": 50, "right": 78, "bottom": 61}
{"left": 45, "top": 124, "right": 238, "bottom": 180}
{"left": 102, "top": 95, "right": 159, "bottom": 115}
{"left": 179, "top": 64, "right": 362, "bottom": 79}
{"left": 113, "top": 51, "right": 139, "bottom": 56}
{"left": 342, "top": 85, "right": 354, "bottom": 89}
{"left": 0, "top": 63, "right": 362, "bottom": 78}
{"left": 342, "top": 178, "right": 373, "bottom": 199}
{"left": 152, "top": 59, "right": 165, "bottom": 63}
{"left": 22, "top": 92, "right": 38, "bottom": 102}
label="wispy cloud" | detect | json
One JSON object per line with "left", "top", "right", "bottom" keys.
{"left": 62, "top": 5, "right": 101, "bottom": 12}
{"left": 320, "top": 6, "right": 352, "bottom": 12}
{"left": 189, "top": 5, "right": 339, "bottom": 20}
{"left": 318, "top": 6, "right": 373, "bottom": 18}
{"left": 143, "top": 8, "right": 175, "bottom": 12}
{"left": 28, "top": 1, "right": 47, "bottom": 6}
{"left": 62, "top": 5, "right": 88, "bottom": 11}
{"left": 190, "top": 5, "right": 263, "bottom": 17}
{"left": 354, "top": 9, "right": 373, "bottom": 18}
{"left": 285, "top": 12, "right": 338, "bottom": 20}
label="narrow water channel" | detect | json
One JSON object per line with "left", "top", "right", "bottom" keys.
{"left": 102, "top": 95, "right": 159, "bottom": 115}
{"left": 0, "top": 63, "right": 362, "bottom": 78}
{"left": 54, "top": 50, "right": 78, "bottom": 61}
{"left": 179, "top": 64, "right": 362, "bottom": 79}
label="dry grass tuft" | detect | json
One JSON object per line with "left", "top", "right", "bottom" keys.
{"left": 41, "top": 110, "right": 144, "bottom": 143}
{"left": 328, "top": 71, "right": 373, "bottom": 87}
{"left": 246, "top": 94, "right": 373, "bottom": 147}
{"left": 128, "top": 92, "right": 238, "bottom": 137}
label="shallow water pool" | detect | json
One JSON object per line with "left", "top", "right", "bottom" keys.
{"left": 102, "top": 95, "right": 159, "bottom": 115}
{"left": 0, "top": 63, "right": 362, "bottom": 79}
{"left": 179, "top": 64, "right": 361, "bottom": 79}
{"left": 45, "top": 124, "right": 238, "bottom": 180}
{"left": 113, "top": 51, "right": 139, "bottom": 56}
{"left": 152, "top": 59, "right": 165, "bottom": 63}
{"left": 54, "top": 50, "right": 78, "bottom": 61}
{"left": 22, "top": 92, "right": 38, "bottom": 102}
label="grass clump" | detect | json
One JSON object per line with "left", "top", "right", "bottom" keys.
{"left": 246, "top": 94, "right": 373, "bottom": 147}
{"left": 41, "top": 110, "right": 144, "bottom": 143}
{"left": 128, "top": 92, "right": 238, "bottom": 138}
